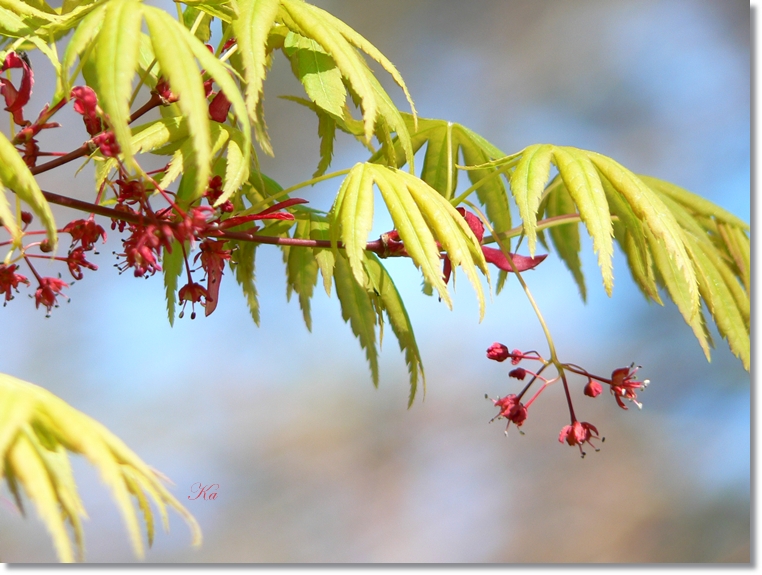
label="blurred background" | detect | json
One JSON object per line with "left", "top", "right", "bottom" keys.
{"left": 0, "top": 0, "right": 750, "bottom": 563}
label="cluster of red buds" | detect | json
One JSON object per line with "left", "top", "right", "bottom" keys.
{"left": 485, "top": 342, "right": 649, "bottom": 457}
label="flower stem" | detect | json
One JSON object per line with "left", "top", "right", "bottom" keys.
{"left": 465, "top": 200, "right": 560, "bottom": 363}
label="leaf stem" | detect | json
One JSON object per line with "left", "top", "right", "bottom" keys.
{"left": 465, "top": 200, "right": 560, "bottom": 363}
{"left": 244, "top": 168, "right": 352, "bottom": 215}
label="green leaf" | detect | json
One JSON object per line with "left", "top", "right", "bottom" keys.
{"left": 509, "top": 144, "right": 553, "bottom": 257}
{"left": 716, "top": 222, "right": 750, "bottom": 294}
{"left": 181, "top": 0, "right": 238, "bottom": 22}
{"left": 0, "top": 131, "right": 57, "bottom": 252}
{"left": 127, "top": 116, "right": 189, "bottom": 156}
{"left": 176, "top": 12, "right": 253, "bottom": 198}
{"left": 587, "top": 151, "right": 698, "bottom": 314}
{"left": 230, "top": 240, "right": 260, "bottom": 325}
{"left": 363, "top": 253, "right": 425, "bottom": 407}
{"left": 279, "top": 0, "right": 415, "bottom": 145}
{"left": 391, "top": 168, "right": 488, "bottom": 318}
{"left": 298, "top": 0, "right": 417, "bottom": 125}
{"left": 143, "top": 5, "right": 211, "bottom": 199}
{"left": 639, "top": 175, "right": 749, "bottom": 230}
{"left": 162, "top": 239, "right": 185, "bottom": 327}
{"left": 331, "top": 163, "right": 490, "bottom": 314}
{"left": 543, "top": 175, "right": 586, "bottom": 300}
{"left": 333, "top": 253, "right": 379, "bottom": 386}
{"left": 683, "top": 235, "right": 750, "bottom": 370}
{"left": 232, "top": 0, "right": 280, "bottom": 151}
{"left": 308, "top": 214, "right": 335, "bottom": 296}
{"left": 553, "top": 147, "right": 614, "bottom": 295}
{"left": 286, "top": 216, "right": 319, "bottom": 330}
{"left": 646, "top": 228, "right": 711, "bottom": 361}
{"left": 0, "top": 373, "right": 201, "bottom": 562}
{"left": 314, "top": 109, "right": 336, "bottom": 177}
{"left": 283, "top": 31, "right": 345, "bottom": 118}
{"left": 93, "top": 0, "right": 143, "bottom": 170}
{"left": 330, "top": 163, "right": 374, "bottom": 287}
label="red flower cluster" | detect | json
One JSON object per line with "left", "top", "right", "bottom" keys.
{"left": 485, "top": 341, "right": 648, "bottom": 457}
{"left": 0, "top": 264, "right": 29, "bottom": 302}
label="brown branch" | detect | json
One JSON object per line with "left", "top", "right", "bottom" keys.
{"left": 40, "top": 189, "right": 391, "bottom": 255}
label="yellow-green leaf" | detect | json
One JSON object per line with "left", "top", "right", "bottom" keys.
{"left": 509, "top": 144, "right": 552, "bottom": 257}
{"left": 587, "top": 151, "right": 698, "bottom": 314}
{"left": 94, "top": 0, "right": 143, "bottom": 170}
{"left": 553, "top": 146, "right": 614, "bottom": 295}
{"left": 363, "top": 252, "right": 425, "bottom": 406}
{"left": 143, "top": 6, "right": 211, "bottom": 199}
{"left": 0, "top": 373, "right": 201, "bottom": 562}
{"left": 0, "top": 131, "right": 57, "bottom": 252}
{"left": 232, "top": 0, "right": 280, "bottom": 144}
{"left": 334, "top": 253, "right": 379, "bottom": 386}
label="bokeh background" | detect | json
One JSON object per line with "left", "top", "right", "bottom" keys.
{"left": 0, "top": 0, "right": 750, "bottom": 563}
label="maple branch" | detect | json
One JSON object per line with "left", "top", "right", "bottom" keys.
{"left": 30, "top": 93, "right": 163, "bottom": 176}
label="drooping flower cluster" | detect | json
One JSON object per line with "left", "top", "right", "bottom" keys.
{"left": 485, "top": 342, "right": 649, "bottom": 457}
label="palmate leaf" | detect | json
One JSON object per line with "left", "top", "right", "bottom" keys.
{"left": 276, "top": 0, "right": 416, "bottom": 153}
{"left": 523, "top": 146, "right": 748, "bottom": 368}
{"left": 0, "top": 373, "right": 201, "bottom": 562}
{"left": 372, "top": 114, "right": 512, "bottom": 239}
{"left": 493, "top": 144, "right": 696, "bottom": 305}
{"left": 329, "top": 163, "right": 488, "bottom": 318}
{"left": 334, "top": 252, "right": 379, "bottom": 386}
{"left": 363, "top": 252, "right": 425, "bottom": 407}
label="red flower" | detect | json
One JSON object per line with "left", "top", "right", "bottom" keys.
{"left": 486, "top": 342, "right": 510, "bottom": 362}
{"left": 173, "top": 206, "right": 214, "bottom": 245}
{"left": 509, "top": 367, "right": 527, "bottom": 380}
{"left": 178, "top": 281, "right": 209, "bottom": 320}
{"left": 490, "top": 393, "right": 528, "bottom": 431}
{"left": 63, "top": 218, "right": 107, "bottom": 251}
{"left": 0, "top": 264, "right": 29, "bottom": 302}
{"left": 584, "top": 379, "right": 603, "bottom": 398}
{"left": 558, "top": 421, "right": 600, "bottom": 456}
{"left": 35, "top": 277, "right": 68, "bottom": 313}
{"left": 66, "top": 247, "right": 98, "bottom": 280}
{"left": 70, "top": 86, "right": 104, "bottom": 136}
{"left": 0, "top": 52, "right": 33, "bottom": 126}
{"left": 92, "top": 131, "right": 120, "bottom": 157}
{"left": 204, "top": 175, "right": 234, "bottom": 212}
{"left": 609, "top": 365, "right": 649, "bottom": 410}
{"left": 117, "top": 223, "right": 172, "bottom": 277}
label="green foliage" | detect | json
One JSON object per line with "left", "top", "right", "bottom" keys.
{"left": 0, "top": 373, "right": 201, "bottom": 563}
{"left": 0, "top": 130, "right": 57, "bottom": 254}
{"left": 0, "top": 0, "right": 750, "bottom": 562}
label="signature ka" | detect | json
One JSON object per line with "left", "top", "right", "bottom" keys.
{"left": 188, "top": 483, "right": 219, "bottom": 500}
